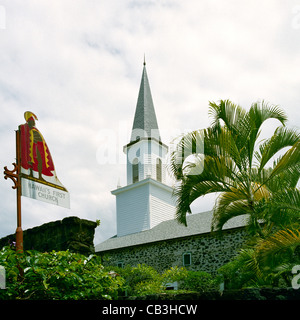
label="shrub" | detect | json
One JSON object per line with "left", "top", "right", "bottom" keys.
{"left": 180, "top": 270, "right": 219, "bottom": 292}
{"left": 111, "top": 264, "right": 162, "bottom": 296}
{"left": 110, "top": 265, "right": 218, "bottom": 296}
{"left": 161, "top": 266, "right": 188, "bottom": 287}
{"left": 0, "top": 246, "right": 124, "bottom": 300}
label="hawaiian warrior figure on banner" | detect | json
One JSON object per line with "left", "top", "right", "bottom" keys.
{"left": 19, "top": 111, "right": 55, "bottom": 181}
{"left": 4, "top": 110, "right": 69, "bottom": 212}
{"left": 19, "top": 111, "right": 70, "bottom": 208}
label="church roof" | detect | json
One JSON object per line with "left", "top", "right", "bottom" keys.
{"left": 95, "top": 211, "right": 247, "bottom": 253}
{"left": 130, "top": 63, "right": 161, "bottom": 142}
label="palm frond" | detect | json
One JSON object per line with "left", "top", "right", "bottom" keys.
{"left": 271, "top": 188, "right": 300, "bottom": 212}
{"left": 258, "top": 126, "right": 300, "bottom": 171}
{"left": 256, "top": 228, "right": 300, "bottom": 265}
{"left": 243, "top": 101, "right": 287, "bottom": 168}
{"left": 269, "top": 141, "right": 300, "bottom": 181}
{"left": 249, "top": 101, "right": 287, "bottom": 126}
{"left": 173, "top": 162, "right": 233, "bottom": 225}
{"left": 212, "top": 199, "right": 250, "bottom": 232}
{"left": 169, "top": 128, "right": 207, "bottom": 181}
{"left": 208, "top": 100, "right": 246, "bottom": 133}
{"left": 239, "top": 248, "right": 264, "bottom": 281}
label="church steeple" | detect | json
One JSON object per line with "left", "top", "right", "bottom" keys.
{"left": 130, "top": 63, "right": 161, "bottom": 142}
{"left": 124, "top": 62, "right": 168, "bottom": 186}
{"left": 111, "top": 61, "right": 176, "bottom": 237}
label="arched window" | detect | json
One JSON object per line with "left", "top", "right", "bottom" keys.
{"left": 156, "top": 158, "right": 162, "bottom": 182}
{"left": 132, "top": 158, "right": 139, "bottom": 183}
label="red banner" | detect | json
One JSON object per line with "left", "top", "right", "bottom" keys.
{"left": 19, "top": 111, "right": 70, "bottom": 208}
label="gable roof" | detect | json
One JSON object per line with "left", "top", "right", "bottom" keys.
{"left": 95, "top": 211, "right": 247, "bottom": 253}
{"left": 130, "top": 64, "right": 161, "bottom": 142}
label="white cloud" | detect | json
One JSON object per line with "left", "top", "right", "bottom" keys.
{"left": 0, "top": 0, "right": 299, "bottom": 246}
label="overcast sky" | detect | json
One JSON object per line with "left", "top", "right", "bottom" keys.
{"left": 1, "top": 1, "right": 300, "bottom": 246}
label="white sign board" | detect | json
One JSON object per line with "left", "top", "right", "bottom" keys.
{"left": 21, "top": 178, "right": 70, "bottom": 208}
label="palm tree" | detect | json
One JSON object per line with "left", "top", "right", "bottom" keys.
{"left": 219, "top": 226, "right": 300, "bottom": 288}
{"left": 170, "top": 100, "right": 300, "bottom": 235}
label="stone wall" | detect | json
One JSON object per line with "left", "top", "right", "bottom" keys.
{"left": 99, "top": 227, "right": 248, "bottom": 273}
{"left": 0, "top": 216, "right": 97, "bottom": 255}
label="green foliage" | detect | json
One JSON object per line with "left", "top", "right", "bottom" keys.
{"left": 170, "top": 100, "right": 300, "bottom": 235}
{"left": 218, "top": 250, "right": 262, "bottom": 289}
{"left": 180, "top": 270, "right": 220, "bottom": 292}
{"left": 0, "top": 247, "right": 124, "bottom": 300}
{"left": 169, "top": 100, "right": 299, "bottom": 290}
{"left": 0, "top": 248, "right": 221, "bottom": 299}
{"left": 109, "top": 264, "right": 219, "bottom": 296}
{"left": 110, "top": 264, "right": 162, "bottom": 296}
{"left": 161, "top": 266, "right": 188, "bottom": 286}
{"left": 218, "top": 226, "right": 300, "bottom": 289}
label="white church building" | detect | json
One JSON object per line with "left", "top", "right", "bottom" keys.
{"left": 95, "top": 63, "right": 246, "bottom": 272}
